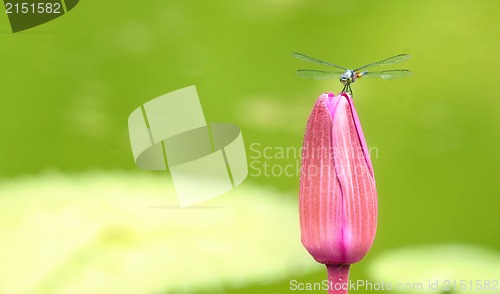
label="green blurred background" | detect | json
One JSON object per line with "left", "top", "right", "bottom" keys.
{"left": 0, "top": 0, "right": 499, "bottom": 293}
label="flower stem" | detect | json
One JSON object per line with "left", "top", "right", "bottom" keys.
{"left": 326, "top": 264, "right": 350, "bottom": 294}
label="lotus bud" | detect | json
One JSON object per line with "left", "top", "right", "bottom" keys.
{"left": 299, "top": 92, "right": 378, "bottom": 293}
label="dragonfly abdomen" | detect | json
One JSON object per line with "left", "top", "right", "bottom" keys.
{"left": 356, "top": 71, "right": 368, "bottom": 79}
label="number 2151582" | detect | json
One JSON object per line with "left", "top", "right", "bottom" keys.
{"left": 5, "top": 2, "right": 61, "bottom": 14}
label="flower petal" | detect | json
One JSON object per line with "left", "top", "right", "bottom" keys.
{"left": 345, "top": 95, "right": 374, "bottom": 177}
{"left": 300, "top": 93, "right": 345, "bottom": 264}
{"left": 331, "top": 94, "right": 378, "bottom": 264}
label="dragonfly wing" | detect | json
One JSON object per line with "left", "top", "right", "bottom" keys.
{"left": 354, "top": 54, "right": 411, "bottom": 71}
{"left": 296, "top": 69, "right": 343, "bottom": 80}
{"left": 292, "top": 53, "right": 347, "bottom": 70}
{"left": 361, "top": 70, "right": 413, "bottom": 79}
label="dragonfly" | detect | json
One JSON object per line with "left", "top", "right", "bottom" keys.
{"left": 293, "top": 53, "right": 412, "bottom": 95}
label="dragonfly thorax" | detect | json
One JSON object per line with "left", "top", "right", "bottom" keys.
{"left": 340, "top": 70, "right": 357, "bottom": 85}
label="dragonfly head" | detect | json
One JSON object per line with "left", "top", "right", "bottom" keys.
{"left": 340, "top": 70, "right": 355, "bottom": 85}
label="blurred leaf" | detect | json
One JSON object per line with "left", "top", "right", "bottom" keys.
{"left": 0, "top": 172, "right": 315, "bottom": 293}
{"left": 368, "top": 244, "right": 500, "bottom": 293}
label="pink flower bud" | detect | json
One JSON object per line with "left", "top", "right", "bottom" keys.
{"left": 299, "top": 92, "right": 378, "bottom": 292}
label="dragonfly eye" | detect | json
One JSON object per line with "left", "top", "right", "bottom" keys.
{"left": 340, "top": 73, "right": 352, "bottom": 83}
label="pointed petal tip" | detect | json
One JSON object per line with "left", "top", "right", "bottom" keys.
{"left": 318, "top": 92, "right": 336, "bottom": 103}
{"left": 339, "top": 92, "right": 351, "bottom": 99}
